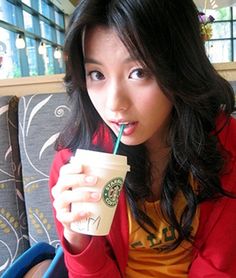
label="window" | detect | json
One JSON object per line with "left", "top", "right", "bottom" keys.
{"left": 0, "top": 0, "right": 66, "bottom": 79}
{"left": 205, "top": 7, "right": 236, "bottom": 62}
{"left": 0, "top": 27, "right": 21, "bottom": 78}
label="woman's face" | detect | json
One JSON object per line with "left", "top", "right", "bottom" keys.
{"left": 84, "top": 26, "right": 173, "bottom": 149}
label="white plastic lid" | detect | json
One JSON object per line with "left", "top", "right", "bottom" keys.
{"left": 71, "top": 149, "right": 130, "bottom": 171}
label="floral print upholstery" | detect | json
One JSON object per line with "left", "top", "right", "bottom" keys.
{"left": 0, "top": 93, "right": 71, "bottom": 276}
{"left": 0, "top": 96, "right": 29, "bottom": 275}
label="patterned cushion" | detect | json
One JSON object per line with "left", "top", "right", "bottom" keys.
{"left": 18, "top": 93, "right": 71, "bottom": 247}
{"left": 0, "top": 96, "right": 29, "bottom": 276}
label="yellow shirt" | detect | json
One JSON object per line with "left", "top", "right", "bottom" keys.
{"left": 125, "top": 191, "right": 200, "bottom": 278}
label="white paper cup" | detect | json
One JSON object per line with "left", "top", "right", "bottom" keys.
{"left": 70, "top": 149, "right": 130, "bottom": 236}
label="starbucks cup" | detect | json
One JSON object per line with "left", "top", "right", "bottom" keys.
{"left": 70, "top": 149, "right": 130, "bottom": 236}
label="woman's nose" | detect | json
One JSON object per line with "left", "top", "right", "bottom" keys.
{"left": 105, "top": 81, "right": 130, "bottom": 112}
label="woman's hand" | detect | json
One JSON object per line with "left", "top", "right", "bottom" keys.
{"left": 51, "top": 162, "right": 100, "bottom": 253}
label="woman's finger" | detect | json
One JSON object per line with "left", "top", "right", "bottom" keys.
{"left": 53, "top": 190, "right": 101, "bottom": 211}
{"left": 51, "top": 173, "right": 98, "bottom": 199}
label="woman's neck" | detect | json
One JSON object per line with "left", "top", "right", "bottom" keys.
{"left": 146, "top": 144, "right": 171, "bottom": 202}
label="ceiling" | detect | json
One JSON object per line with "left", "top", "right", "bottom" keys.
{"left": 69, "top": 0, "right": 79, "bottom": 6}
{"left": 49, "top": 0, "right": 77, "bottom": 15}
{"left": 194, "top": 0, "right": 236, "bottom": 9}
{"left": 55, "top": 0, "right": 236, "bottom": 15}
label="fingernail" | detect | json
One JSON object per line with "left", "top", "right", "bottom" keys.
{"left": 78, "top": 211, "right": 88, "bottom": 217}
{"left": 84, "top": 175, "right": 97, "bottom": 184}
{"left": 90, "top": 192, "right": 100, "bottom": 200}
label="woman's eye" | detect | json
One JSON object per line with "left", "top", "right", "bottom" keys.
{"left": 88, "top": 71, "right": 105, "bottom": 81}
{"left": 129, "top": 68, "right": 148, "bottom": 80}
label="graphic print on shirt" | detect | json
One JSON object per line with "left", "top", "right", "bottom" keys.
{"left": 130, "top": 225, "right": 176, "bottom": 250}
{"left": 128, "top": 188, "right": 199, "bottom": 251}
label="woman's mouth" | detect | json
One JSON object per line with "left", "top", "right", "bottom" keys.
{"left": 112, "top": 121, "right": 138, "bottom": 136}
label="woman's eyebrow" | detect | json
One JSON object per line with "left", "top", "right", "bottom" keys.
{"left": 123, "top": 56, "right": 137, "bottom": 63}
{"left": 84, "top": 56, "right": 138, "bottom": 65}
{"left": 84, "top": 57, "right": 102, "bottom": 65}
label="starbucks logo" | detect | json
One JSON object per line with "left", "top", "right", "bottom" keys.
{"left": 103, "top": 177, "right": 123, "bottom": 207}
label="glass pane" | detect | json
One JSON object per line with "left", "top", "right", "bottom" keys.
{"left": 233, "top": 22, "right": 236, "bottom": 38}
{"left": 233, "top": 7, "right": 236, "bottom": 20}
{"left": 41, "top": 44, "right": 54, "bottom": 75}
{"left": 205, "top": 8, "right": 231, "bottom": 21}
{"left": 40, "top": 21, "right": 52, "bottom": 40}
{"left": 54, "top": 48, "right": 65, "bottom": 74}
{"left": 0, "top": 27, "right": 21, "bottom": 79}
{"left": 55, "top": 10, "right": 64, "bottom": 28}
{"left": 49, "top": 5, "right": 54, "bottom": 21}
{"left": 39, "top": 0, "right": 50, "bottom": 18}
{"left": 233, "top": 40, "right": 236, "bottom": 61}
{"left": 0, "top": 0, "right": 17, "bottom": 25}
{"left": 205, "top": 40, "right": 231, "bottom": 63}
{"left": 211, "top": 22, "right": 231, "bottom": 39}
{"left": 56, "top": 30, "right": 64, "bottom": 45}
{"left": 25, "top": 37, "right": 38, "bottom": 76}
{"left": 23, "top": 11, "right": 34, "bottom": 33}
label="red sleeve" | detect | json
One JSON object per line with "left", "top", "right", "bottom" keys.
{"left": 49, "top": 149, "right": 122, "bottom": 277}
{"left": 189, "top": 116, "right": 236, "bottom": 277}
{"left": 189, "top": 195, "right": 236, "bottom": 277}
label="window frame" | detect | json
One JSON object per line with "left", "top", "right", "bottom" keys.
{"left": 0, "top": 0, "right": 65, "bottom": 78}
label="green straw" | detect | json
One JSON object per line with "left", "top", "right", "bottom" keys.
{"left": 113, "top": 124, "right": 125, "bottom": 154}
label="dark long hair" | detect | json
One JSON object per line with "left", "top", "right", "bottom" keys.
{"left": 56, "top": 0, "right": 235, "bottom": 250}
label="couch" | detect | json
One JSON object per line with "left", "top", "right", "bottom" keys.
{"left": 0, "top": 92, "right": 71, "bottom": 276}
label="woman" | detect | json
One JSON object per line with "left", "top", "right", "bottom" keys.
{"left": 50, "top": 0, "right": 236, "bottom": 276}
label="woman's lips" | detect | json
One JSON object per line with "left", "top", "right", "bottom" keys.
{"left": 111, "top": 121, "right": 138, "bottom": 136}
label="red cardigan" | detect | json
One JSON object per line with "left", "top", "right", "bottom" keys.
{"left": 49, "top": 115, "right": 236, "bottom": 277}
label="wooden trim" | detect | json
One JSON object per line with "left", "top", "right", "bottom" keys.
{"left": 214, "top": 62, "right": 236, "bottom": 82}
{"left": 0, "top": 74, "right": 65, "bottom": 96}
